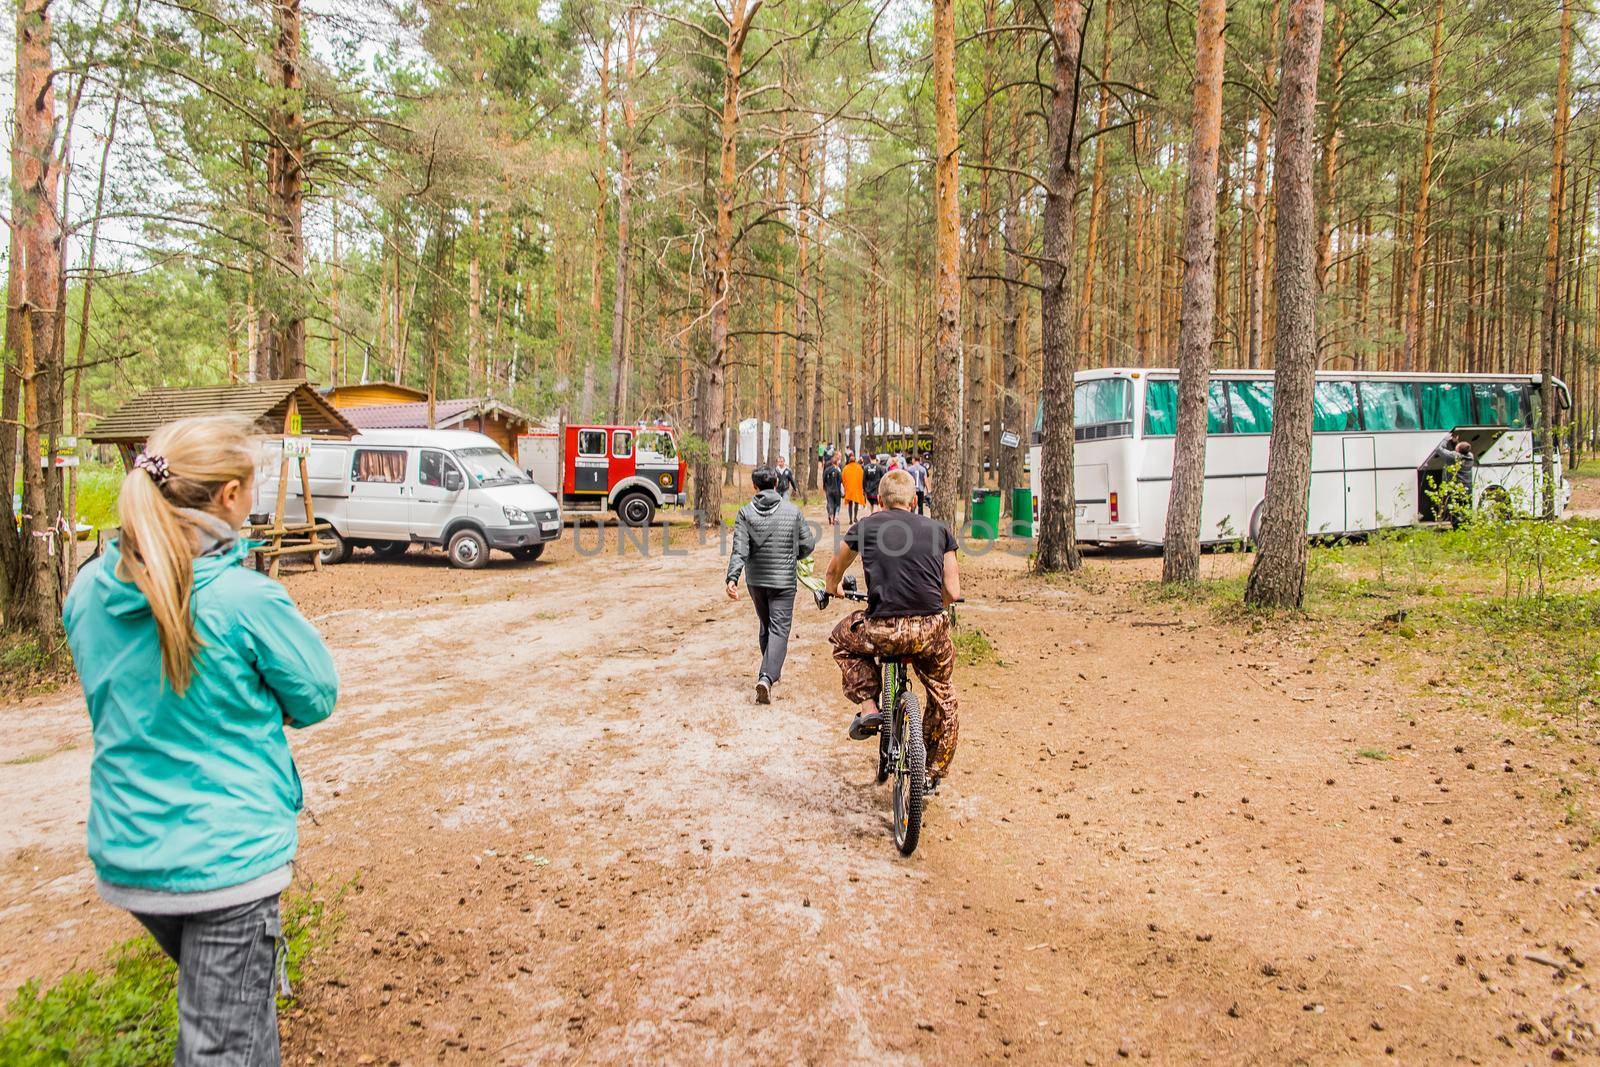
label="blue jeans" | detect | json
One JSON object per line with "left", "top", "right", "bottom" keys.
{"left": 134, "top": 895, "right": 284, "bottom": 1066}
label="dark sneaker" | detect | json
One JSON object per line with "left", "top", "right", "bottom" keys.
{"left": 848, "top": 709, "right": 884, "bottom": 740}
{"left": 755, "top": 677, "right": 772, "bottom": 704}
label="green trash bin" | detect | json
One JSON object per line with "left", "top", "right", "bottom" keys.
{"left": 1010, "top": 487, "right": 1034, "bottom": 538}
{"left": 969, "top": 488, "right": 1001, "bottom": 540}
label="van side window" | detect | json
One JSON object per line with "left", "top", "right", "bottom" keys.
{"left": 418, "top": 450, "right": 456, "bottom": 487}
{"left": 353, "top": 449, "right": 407, "bottom": 483}
{"left": 612, "top": 430, "right": 633, "bottom": 458}
{"left": 578, "top": 429, "right": 607, "bottom": 457}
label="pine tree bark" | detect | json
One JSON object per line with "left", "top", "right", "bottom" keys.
{"left": 609, "top": 6, "right": 640, "bottom": 423}
{"left": 930, "top": 0, "right": 963, "bottom": 526}
{"left": 268, "top": 0, "right": 304, "bottom": 379}
{"left": 5, "top": 0, "right": 64, "bottom": 634}
{"left": 1246, "top": 0, "right": 1281, "bottom": 370}
{"left": 693, "top": 0, "right": 761, "bottom": 526}
{"left": 1077, "top": 0, "right": 1115, "bottom": 363}
{"left": 1400, "top": 0, "right": 1444, "bottom": 371}
{"left": 1035, "top": 0, "right": 1087, "bottom": 574}
{"left": 792, "top": 136, "right": 813, "bottom": 494}
{"left": 1539, "top": 0, "right": 1572, "bottom": 517}
{"left": 1244, "top": 0, "right": 1325, "bottom": 609}
{"left": 1161, "top": 0, "right": 1227, "bottom": 585}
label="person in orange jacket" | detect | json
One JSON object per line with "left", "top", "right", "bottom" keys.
{"left": 841, "top": 452, "right": 867, "bottom": 524}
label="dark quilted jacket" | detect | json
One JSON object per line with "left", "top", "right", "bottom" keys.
{"left": 727, "top": 490, "right": 816, "bottom": 589}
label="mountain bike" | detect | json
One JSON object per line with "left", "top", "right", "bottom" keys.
{"left": 814, "top": 576, "right": 927, "bottom": 856}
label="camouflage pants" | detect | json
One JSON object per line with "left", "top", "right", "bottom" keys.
{"left": 829, "top": 610, "right": 960, "bottom": 781}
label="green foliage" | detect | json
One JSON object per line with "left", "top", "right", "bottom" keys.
{"left": 0, "top": 882, "right": 351, "bottom": 1065}
{"left": 75, "top": 464, "right": 124, "bottom": 532}
{"left": 952, "top": 625, "right": 998, "bottom": 667}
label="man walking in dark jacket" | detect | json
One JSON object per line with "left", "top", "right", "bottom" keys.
{"left": 726, "top": 466, "right": 818, "bottom": 703}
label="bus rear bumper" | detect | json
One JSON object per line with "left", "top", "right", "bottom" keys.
{"left": 1076, "top": 523, "right": 1140, "bottom": 545}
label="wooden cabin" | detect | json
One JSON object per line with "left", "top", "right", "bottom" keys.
{"left": 323, "top": 383, "right": 430, "bottom": 408}
{"left": 337, "top": 397, "right": 542, "bottom": 455}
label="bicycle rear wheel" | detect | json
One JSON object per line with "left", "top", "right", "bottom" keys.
{"left": 892, "top": 690, "right": 926, "bottom": 855}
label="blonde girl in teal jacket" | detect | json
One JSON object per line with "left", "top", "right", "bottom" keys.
{"left": 64, "top": 414, "right": 337, "bottom": 1067}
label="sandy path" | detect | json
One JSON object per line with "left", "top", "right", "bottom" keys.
{"left": 2, "top": 518, "right": 1597, "bottom": 1063}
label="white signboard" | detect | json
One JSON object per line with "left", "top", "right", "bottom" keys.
{"left": 283, "top": 437, "right": 312, "bottom": 458}
{"left": 1000, "top": 430, "right": 1021, "bottom": 449}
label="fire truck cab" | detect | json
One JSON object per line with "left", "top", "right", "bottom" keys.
{"left": 517, "top": 423, "right": 687, "bottom": 527}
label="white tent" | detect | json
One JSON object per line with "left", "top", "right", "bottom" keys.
{"left": 844, "top": 416, "right": 909, "bottom": 454}
{"left": 723, "top": 418, "right": 791, "bottom": 465}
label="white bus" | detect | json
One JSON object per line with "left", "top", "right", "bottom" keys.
{"left": 1028, "top": 368, "right": 1571, "bottom": 547}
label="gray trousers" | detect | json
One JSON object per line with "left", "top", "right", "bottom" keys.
{"left": 748, "top": 585, "right": 796, "bottom": 684}
{"left": 134, "top": 895, "right": 284, "bottom": 1066}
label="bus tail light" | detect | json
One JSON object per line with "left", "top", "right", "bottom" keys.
{"left": 1109, "top": 492, "right": 1119, "bottom": 522}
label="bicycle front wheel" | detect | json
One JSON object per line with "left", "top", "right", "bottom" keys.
{"left": 892, "top": 690, "right": 926, "bottom": 856}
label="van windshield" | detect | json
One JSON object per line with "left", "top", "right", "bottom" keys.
{"left": 454, "top": 446, "right": 530, "bottom": 486}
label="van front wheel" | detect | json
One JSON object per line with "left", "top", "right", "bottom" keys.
{"left": 447, "top": 528, "right": 491, "bottom": 570}
{"left": 318, "top": 529, "right": 351, "bottom": 565}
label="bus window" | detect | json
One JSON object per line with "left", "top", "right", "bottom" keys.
{"left": 1207, "top": 381, "right": 1230, "bottom": 434}
{"left": 1358, "top": 381, "right": 1421, "bottom": 431}
{"left": 1074, "top": 378, "right": 1132, "bottom": 425}
{"left": 1313, "top": 380, "right": 1358, "bottom": 431}
{"left": 1421, "top": 382, "right": 1474, "bottom": 430}
{"left": 1228, "top": 380, "right": 1274, "bottom": 435}
{"left": 1474, "top": 382, "right": 1529, "bottom": 427}
{"left": 1144, "top": 380, "right": 1176, "bottom": 436}
{"left": 1142, "top": 379, "right": 1229, "bottom": 436}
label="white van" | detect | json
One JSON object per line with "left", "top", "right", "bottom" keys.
{"left": 256, "top": 429, "right": 564, "bottom": 569}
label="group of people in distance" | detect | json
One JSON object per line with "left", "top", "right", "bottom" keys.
{"left": 820, "top": 445, "right": 932, "bottom": 526}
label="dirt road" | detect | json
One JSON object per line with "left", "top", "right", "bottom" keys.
{"left": 3, "top": 517, "right": 1597, "bottom": 1063}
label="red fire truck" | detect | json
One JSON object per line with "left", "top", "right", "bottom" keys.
{"left": 517, "top": 423, "right": 687, "bottom": 526}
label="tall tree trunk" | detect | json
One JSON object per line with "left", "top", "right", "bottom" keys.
{"left": 1244, "top": 0, "right": 1326, "bottom": 609}
{"left": 1162, "top": 0, "right": 1227, "bottom": 584}
{"left": 1316, "top": 5, "right": 1345, "bottom": 289}
{"left": 1400, "top": 0, "right": 1444, "bottom": 372}
{"left": 1077, "top": 0, "right": 1114, "bottom": 363}
{"left": 998, "top": 175, "right": 1024, "bottom": 506}
{"left": 5, "top": 0, "right": 63, "bottom": 634}
{"left": 694, "top": 0, "right": 760, "bottom": 525}
{"left": 1035, "top": 0, "right": 1087, "bottom": 574}
{"left": 929, "top": 0, "right": 963, "bottom": 526}
{"left": 268, "top": 0, "right": 304, "bottom": 379}
{"left": 610, "top": 5, "right": 640, "bottom": 423}
{"left": 1247, "top": 0, "right": 1282, "bottom": 370}
{"left": 1539, "top": 0, "right": 1572, "bottom": 517}
{"left": 792, "top": 135, "right": 813, "bottom": 495}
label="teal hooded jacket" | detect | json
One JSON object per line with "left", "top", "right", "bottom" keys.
{"left": 63, "top": 538, "right": 338, "bottom": 893}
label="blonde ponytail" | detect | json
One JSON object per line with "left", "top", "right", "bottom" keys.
{"left": 116, "top": 414, "right": 260, "bottom": 694}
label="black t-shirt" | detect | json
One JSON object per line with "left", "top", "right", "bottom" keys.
{"left": 844, "top": 509, "right": 957, "bottom": 618}
{"left": 824, "top": 465, "right": 843, "bottom": 494}
{"left": 862, "top": 463, "right": 884, "bottom": 495}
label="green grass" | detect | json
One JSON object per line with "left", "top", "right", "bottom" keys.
{"left": 1356, "top": 748, "right": 1390, "bottom": 762}
{"left": 0, "top": 881, "right": 351, "bottom": 1065}
{"left": 0, "top": 632, "right": 72, "bottom": 698}
{"left": 953, "top": 625, "right": 999, "bottom": 667}
{"left": 1145, "top": 516, "right": 1600, "bottom": 728}
{"left": 74, "top": 464, "right": 123, "bottom": 532}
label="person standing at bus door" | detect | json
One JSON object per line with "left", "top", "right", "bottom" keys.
{"left": 907, "top": 453, "right": 931, "bottom": 515}
{"left": 862, "top": 455, "right": 885, "bottom": 515}
{"left": 773, "top": 454, "right": 797, "bottom": 498}
{"left": 726, "top": 465, "right": 816, "bottom": 704}
{"left": 824, "top": 455, "right": 845, "bottom": 526}
{"left": 64, "top": 415, "right": 339, "bottom": 1067}
{"left": 842, "top": 453, "right": 866, "bottom": 524}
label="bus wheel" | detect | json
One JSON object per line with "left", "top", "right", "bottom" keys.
{"left": 1481, "top": 485, "right": 1516, "bottom": 521}
{"left": 1247, "top": 500, "right": 1266, "bottom": 547}
{"left": 510, "top": 544, "right": 545, "bottom": 562}
{"left": 616, "top": 493, "right": 656, "bottom": 528}
{"left": 447, "top": 528, "right": 491, "bottom": 569}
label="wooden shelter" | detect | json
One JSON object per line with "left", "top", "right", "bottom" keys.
{"left": 323, "top": 382, "right": 429, "bottom": 408}
{"left": 85, "top": 380, "right": 358, "bottom": 577}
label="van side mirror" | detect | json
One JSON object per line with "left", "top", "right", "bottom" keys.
{"left": 443, "top": 468, "right": 464, "bottom": 492}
